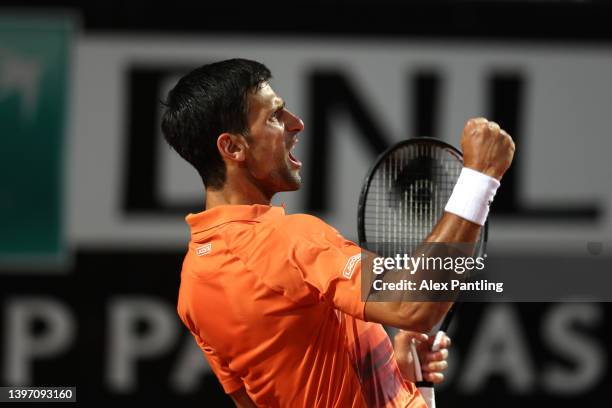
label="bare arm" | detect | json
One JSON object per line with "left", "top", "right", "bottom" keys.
{"left": 364, "top": 212, "right": 480, "bottom": 332}
{"left": 230, "top": 387, "right": 257, "bottom": 408}
{"left": 364, "top": 118, "right": 515, "bottom": 333}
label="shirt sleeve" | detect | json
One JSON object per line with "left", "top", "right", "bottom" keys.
{"left": 288, "top": 215, "right": 366, "bottom": 320}
{"left": 194, "top": 335, "right": 243, "bottom": 394}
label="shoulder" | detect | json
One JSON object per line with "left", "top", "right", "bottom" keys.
{"left": 271, "top": 213, "right": 354, "bottom": 251}
{"left": 276, "top": 213, "right": 340, "bottom": 237}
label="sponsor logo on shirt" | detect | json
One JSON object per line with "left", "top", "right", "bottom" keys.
{"left": 342, "top": 254, "right": 361, "bottom": 279}
{"left": 196, "top": 243, "right": 212, "bottom": 256}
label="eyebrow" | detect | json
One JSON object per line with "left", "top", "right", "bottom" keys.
{"left": 272, "top": 99, "right": 286, "bottom": 112}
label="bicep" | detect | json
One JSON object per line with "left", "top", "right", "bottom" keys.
{"left": 364, "top": 213, "right": 480, "bottom": 331}
{"left": 364, "top": 300, "right": 449, "bottom": 333}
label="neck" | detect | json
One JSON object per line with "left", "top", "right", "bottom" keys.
{"left": 204, "top": 173, "right": 273, "bottom": 209}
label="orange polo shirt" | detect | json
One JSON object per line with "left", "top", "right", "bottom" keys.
{"left": 176, "top": 204, "right": 426, "bottom": 407}
{"left": 343, "top": 315, "right": 427, "bottom": 408}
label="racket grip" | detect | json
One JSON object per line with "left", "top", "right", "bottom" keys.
{"left": 410, "top": 340, "right": 423, "bottom": 382}
{"left": 431, "top": 330, "right": 446, "bottom": 352}
{"left": 417, "top": 384, "right": 436, "bottom": 408}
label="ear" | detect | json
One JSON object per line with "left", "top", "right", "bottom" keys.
{"left": 217, "top": 133, "right": 247, "bottom": 163}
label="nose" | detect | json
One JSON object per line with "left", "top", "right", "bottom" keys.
{"left": 286, "top": 110, "right": 305, "bottom": 132}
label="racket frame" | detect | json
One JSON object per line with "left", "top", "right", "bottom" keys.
{"left": 357, "top": 137, "right": 463, "bottom": 246}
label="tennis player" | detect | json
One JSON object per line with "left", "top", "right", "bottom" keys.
{"left": 162, "top": 59, "right": 514, "bottom": 407}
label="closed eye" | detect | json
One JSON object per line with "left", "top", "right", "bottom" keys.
{"left": 270, "top": 107, "right": 285, "bottom": 122}
{"left": 270, "top": 101, "right": 286, "bottom": 121}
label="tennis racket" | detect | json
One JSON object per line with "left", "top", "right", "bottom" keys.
{"left": 357, "top": 137, "right": 488, "bottom": 408}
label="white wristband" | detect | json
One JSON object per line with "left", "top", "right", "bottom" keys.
{"left": 444, "top": 167, "right": 500, "bottom": 226}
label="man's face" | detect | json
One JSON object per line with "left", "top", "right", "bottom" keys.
{"left": 243, "top": 82, "right": 305, "bottom": 196}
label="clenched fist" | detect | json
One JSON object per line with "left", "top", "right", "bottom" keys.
{"left": 461, "top": 117, "right": 515, "bottom": 181}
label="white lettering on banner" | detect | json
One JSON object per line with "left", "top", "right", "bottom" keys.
{"left": 68, "top": 36, "right": 612, "bottom": 250}
{"left": 460, "top": 304, "right": 536, "bottom": 393}
{"left": 542, "top": 303, "right": 605, "bottom": 394}
{"left": 0, "top": 296, "right": 212, "bottom": 393}
{"left": 106, "top": 297, "right": 179, "bottom": 393}
{"left": 2, "top": 297, "right": 75, "bottom": 385}
{"left": 0, "top": 297, "right": 603, "bottom": 395}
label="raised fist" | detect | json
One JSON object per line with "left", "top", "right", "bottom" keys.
{"left": 461, "top": 117, "right": 515, "bottom": 181}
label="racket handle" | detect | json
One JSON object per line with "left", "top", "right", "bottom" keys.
{"left": 431, "top": 330, "right": 447, "bottom": 352}
{"left": 409, "top": 340, "right": 423, "bottom": 381}
{"left": 412, "top": 340, "right": 437, "bottom": 408}
{"left": 417, "top": 384, "right": 436, "bottom": 408}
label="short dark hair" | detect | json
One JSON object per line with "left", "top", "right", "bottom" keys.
{"left": 161, "top": 58, "right": 271, "bottom": 189}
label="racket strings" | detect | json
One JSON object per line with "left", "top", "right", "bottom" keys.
{"left": 363, "top": 143, "right": 463, "bottom": 258}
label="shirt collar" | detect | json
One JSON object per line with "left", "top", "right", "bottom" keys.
{"left": 186, "top": 204, "right": 286, "bottom": 236}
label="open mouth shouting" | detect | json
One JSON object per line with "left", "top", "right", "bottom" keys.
{"left": 288, "top": 138, "right": 302, "bottom": 169}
